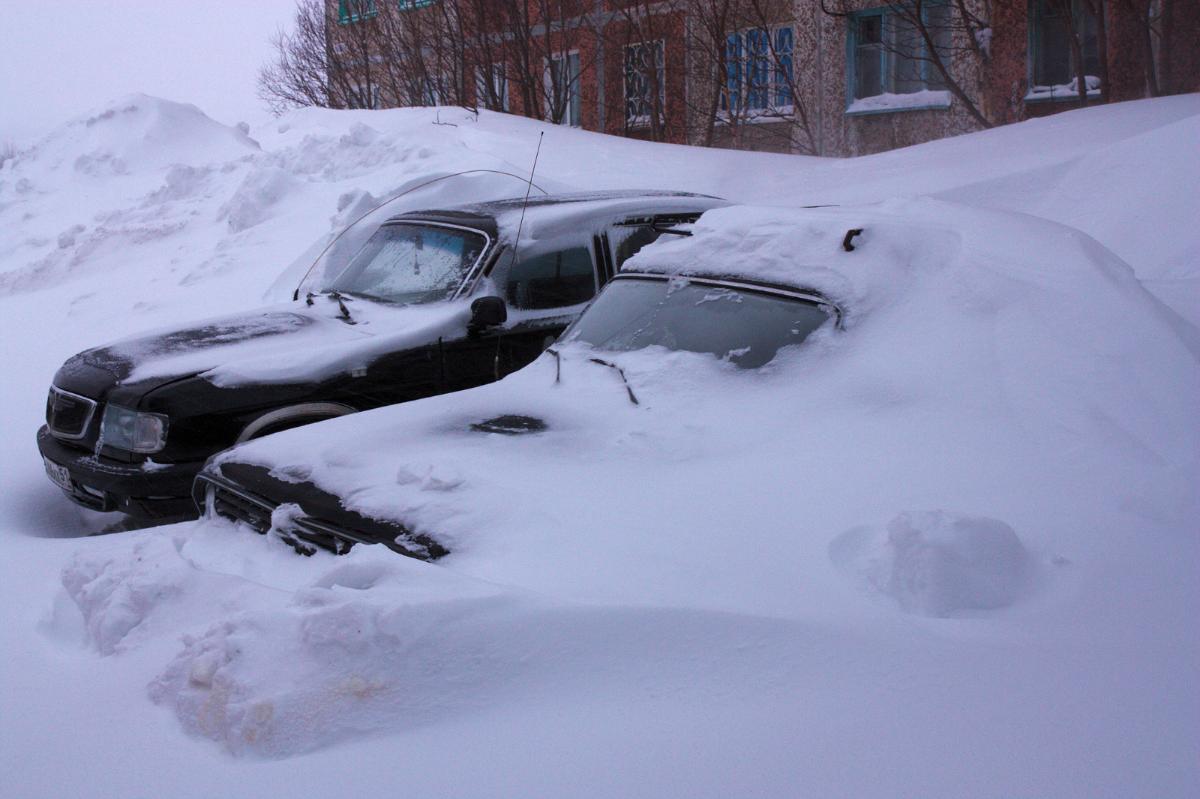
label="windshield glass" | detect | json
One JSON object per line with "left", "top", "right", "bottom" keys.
{"left": 328, "top": 223, "right": 488, "bottom": 304}
{"left": 563, "top": 276, "right": 832, "bottom": 368}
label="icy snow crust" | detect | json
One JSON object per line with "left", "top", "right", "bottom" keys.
{"left": 2, "top": 94, "right": 1199, "bottom": 798}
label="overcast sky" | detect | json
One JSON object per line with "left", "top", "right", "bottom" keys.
{"left": 0, "top": 0, "right": 300, "bottom": 144}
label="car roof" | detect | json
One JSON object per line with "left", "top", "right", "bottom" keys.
{"left": 386, "top": 190, "right": 727, "bottom": 242}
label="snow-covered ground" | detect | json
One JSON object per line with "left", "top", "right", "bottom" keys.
{"left": 1, "top": 94, "right": 1197, "bottom": 798}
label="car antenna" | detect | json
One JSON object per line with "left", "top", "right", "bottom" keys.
{"left": 507, "top": 131, "right": 545, "bottom": 272}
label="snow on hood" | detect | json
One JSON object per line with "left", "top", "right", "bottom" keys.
{"left": 95, "top": 298, "right": 469, "bottom": 387}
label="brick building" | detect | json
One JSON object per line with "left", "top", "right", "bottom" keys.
{"left": 326, "top": 0, "right": 1199, "bottom": 156}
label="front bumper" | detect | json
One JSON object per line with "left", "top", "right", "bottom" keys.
{"left": 194, "top": 461, "right": 448, "bottom": 559}
{"left": 37, "top": 425, "right": 200, "bottom": 519}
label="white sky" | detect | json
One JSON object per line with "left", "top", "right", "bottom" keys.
{"left": 0, "top": 0, "right": 300, "bottom": 144}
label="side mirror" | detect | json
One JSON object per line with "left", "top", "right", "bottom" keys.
{"left": 469, "top": 296, "right": 507, "bottom": 334}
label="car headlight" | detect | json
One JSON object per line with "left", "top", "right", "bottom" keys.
{"left": 99, "top": 405, "right": 168, "bottom": 453}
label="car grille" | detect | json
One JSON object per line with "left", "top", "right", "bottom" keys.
{"left": 198, "top": 475, "right": 443, "bottom": 559}
{"left": 46, "top": 386, "right": 98, "bottom": 440}
{"left": 208, "top": 479, "right": 275, "bottom": 533}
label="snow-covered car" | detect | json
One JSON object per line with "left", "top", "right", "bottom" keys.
{"left": 38, "top": 191, "right": 725, "bottom": 521}
{"left": 194, "top": 218, "right": 845, "bottom": 555}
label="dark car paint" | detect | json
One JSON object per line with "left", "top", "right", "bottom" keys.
{"left": 39, "top": 192, "right": 722, "bottom": 520}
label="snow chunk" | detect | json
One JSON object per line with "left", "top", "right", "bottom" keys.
{"left": 829, "top": 511, "right": 1034, "bottom": 617}
{"left": 61, "top": 536, "right": 191, "bottom": 654}
{"left": 219, "top": 166, "right": 300, "bottom": 233}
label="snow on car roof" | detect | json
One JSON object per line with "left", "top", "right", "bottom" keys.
{"left": 393, "top": 190, "right": 727, "bottom": 244}
{"left": 620, "top": 197, "right": 1190, "bottom": 328}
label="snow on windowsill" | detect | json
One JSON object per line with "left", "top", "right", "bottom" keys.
{"left": 715, "top": 106, "right": 795, "bottom": 126}
{"left": 1026, "top": 75, "right": 1102, "bottom": 102}
{"left": 846, "top": 90, "right": 951, "bottom": 115}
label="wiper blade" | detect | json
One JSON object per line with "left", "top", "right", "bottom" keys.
{"left": 308, "top": 289, "right": 356, "bottom": 323}
{"left": 546, "top": 348, "right": 639, "bottom": 406}
{"left": 587, "top": 357, "right": 639, "bottom": 406}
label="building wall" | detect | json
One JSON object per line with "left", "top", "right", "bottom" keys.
{"left": 324, "top": 0, "right": 1200, "bottom": 158}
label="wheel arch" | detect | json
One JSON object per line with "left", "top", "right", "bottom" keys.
{"left": 235, "top": 401, "right": 357, "bottom": 444}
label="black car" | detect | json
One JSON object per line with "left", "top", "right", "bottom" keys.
{"left": 39, "top": 191, "right": 726, "bottom": 521}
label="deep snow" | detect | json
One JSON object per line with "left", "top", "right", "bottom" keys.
{"left": 1, "top": 94, "right": 1197, "bottom": 798}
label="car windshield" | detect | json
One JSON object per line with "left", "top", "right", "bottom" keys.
{"left": 328, "top": 223, "right": 488, "bottom": 304}
{"left": 562, "top": 275, "right": 833, "bottom": 368}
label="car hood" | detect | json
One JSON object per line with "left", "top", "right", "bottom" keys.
{"left": 54, "top": 298, "right": 471, "bottom": 397}
{"left": 206, "top": 343, "right": 823, "bottom": 602}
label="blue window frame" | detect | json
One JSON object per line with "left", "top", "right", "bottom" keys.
{"left": 845, "top": 4, "right": 950, "bottom": 108}
{"left": 722, "top": 26, "right": 794, "bottom": 116}
{"left": 398, "top": 0, "right": 436, "bottom": 10}
{"left": 338, "top": 0, "right": 378, "bottom": 24}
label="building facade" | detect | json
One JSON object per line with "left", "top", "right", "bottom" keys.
{"left": 325, "top": 0, "right": 1199, "bottom": 156}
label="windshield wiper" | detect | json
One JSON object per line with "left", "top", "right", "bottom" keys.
{"left": 306, "top": 290, "right": 356, "bottom": 323}
{"left": 588, "top": 357, "right": 639, "bottom": 406}
{"left": 546, "top": 348, "right": 639, "bottom": 406}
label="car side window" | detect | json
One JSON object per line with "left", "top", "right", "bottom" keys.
{"left": 506, "top": 246, "right": 597, "bottom": 310}
{"left": 611, "top": 226, "right": 664, "bottom": 269}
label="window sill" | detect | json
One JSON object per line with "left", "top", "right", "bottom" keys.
{"left": 337, "top": 11, "right": 379, "bottom": 25}
{"left": 845, "top": 90, "right": 952, "bottom": 116}
{"left": 715, "top": 107, "right": 795, "bottom": 126}
{"left": 1024, "top": 89, "right": 1102, "bottom": 103}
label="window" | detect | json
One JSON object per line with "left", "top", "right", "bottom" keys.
{"left": 337, "top": 0, "right": 377, "bottom": 24}
{"left": 1028, "top": 0, "right": 1101, "bottom": 100}
{"left": 398, "top": 0, "right": 436, "bottom": 9}
{"left": 506, "top": 247, "right": 596, "bottom": 310}
{"left": 546, "top": 52, "right": 582, "bottom": 127}
{"left": 722, "top": 27, "right": 794, "bottom": 118}
{"left": 347, "top": 84, "right": 382, "bottom": 109}
{"left": 331, "top": 224, "right": 488, "bottom": 305}
{"left": 564, "top": 277, "right": 832, "bottom": 369}
{"left": 846, "top": 5, "right": 951, "bottom": 111}
{"left": 420, "top": 75, "right": 450, "bottom": 106}
{"left": 476, "top": 65, "right": 510, "bottom": 112}
{"left": 624, "top": 41, "right": 665, "bottom": 127}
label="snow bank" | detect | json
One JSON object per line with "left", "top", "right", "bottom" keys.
{"left": 16, "top": 93, "right": 259, "bottom": 178}
{"left": 829, "top": 511, "right": 1034, "bottom": 616}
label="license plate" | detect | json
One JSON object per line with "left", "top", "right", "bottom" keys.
{"left": 43, "top": 457, "right": 73, "bottom": 491}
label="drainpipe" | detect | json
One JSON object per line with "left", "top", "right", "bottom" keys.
{"left": 815, "top": 8, "right": 825, "bottom": 156}
{"left": 595, "top": 0, "right": 606, "bottom": 132}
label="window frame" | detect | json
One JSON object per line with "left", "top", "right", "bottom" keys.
{"left": 475, "top": 64, "right": 510, "bottom": 112}
{"left": 1025, "top": 0, "right": 1103, "bottom": 103}
{"left": 719, "top": 25, "right": 795, "bottom": 123}
{"left": 623, "top": 40, "right": 666, "bottom": 129}
{"left": 398, "top": 0, "right": 436, "bottom": 9}
{"left": 545, "top": 51, "right": 583, "bottom": 127}
{"left": 337, "top": 0, "right": 378, "bottom": 25}
{"left": 844, "top": 4, "right": 953, "bottom": 116}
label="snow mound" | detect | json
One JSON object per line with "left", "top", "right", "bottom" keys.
{"left": 19, "top": 94, "right": 259, "bottom": 177}
{"left": 829, "top": 511, "right": 1034, "bottom": 617}
{"left": 61, "top": 535, "right": 192, "bottom": 654}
